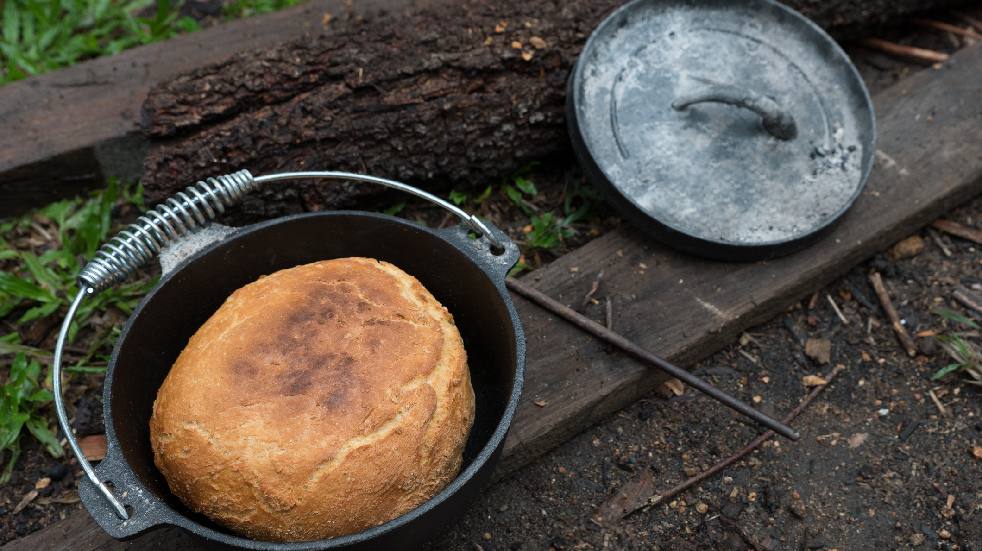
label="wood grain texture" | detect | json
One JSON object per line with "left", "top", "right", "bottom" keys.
{"left": 4, "top": 31, "right": 981, "bottom": 551}
{"left": 0, "top": 0, "right": 424, "bottom": 216}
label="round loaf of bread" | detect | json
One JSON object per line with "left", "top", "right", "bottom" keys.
{"left": 149, "top": 258, "right": 474, "bottom": 542}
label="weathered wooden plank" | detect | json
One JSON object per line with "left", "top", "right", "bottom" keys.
{"left": 0, "top": 0, "right": 423, "bottom": 217}
{"left": 4, "top": 43, "right": 981, "bottom": 551}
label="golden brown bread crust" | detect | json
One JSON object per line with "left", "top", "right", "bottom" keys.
{"left": 149, "top": 258, "right": 474, "bottom": 542}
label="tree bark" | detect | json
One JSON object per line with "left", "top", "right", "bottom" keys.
{"left": 142, "top": 0, "right": 957, "bottom": 215}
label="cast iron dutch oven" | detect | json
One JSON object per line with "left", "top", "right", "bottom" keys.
{"left": 52, "top": 171, "right": 525, "bottom": 549}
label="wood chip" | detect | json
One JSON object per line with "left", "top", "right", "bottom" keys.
{"left": 13, "top": 489, "right": 38, "bottom": 514}
{"left": 494, "top": 20, "right": 508, "bottom": 33}
{"left": 520, "top": 51, "right": 534, "bottom": 61}
{"left": 972, "top": 445, "right": 982, "bottom": 460}
{"left": 802, "top": 375, "right": 828, "bottom": 387}
{"left": 533, "top": 399, "right": 547, "bottom": 407}
{"left": 529, "top": 36, "right": 547, "bottom": 49}
{"left": 35, "top": 477, "right": 51, "bottom": 490}
{"left": 510, "top": 40, "right": 523, "bottom": 49}
{"left": 804, "top": 338, "right": 832, "bottom": 364}
{"left": 889, "top": 235, "right": 925, "bottom": 259}
{"left": 79, "top": 434, "right": 107, "bottom": 461}
{"left": 660, "top": 377, "right": 685, "bottom": 397}
{"left": 847, "top": 433, "right": 868, "bottom": 448}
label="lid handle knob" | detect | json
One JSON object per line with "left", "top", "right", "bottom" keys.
{"left": 672, "top": 84, "right": 797, "bottom": 141}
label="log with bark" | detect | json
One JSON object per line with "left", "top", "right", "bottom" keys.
{"left": 142, "top": 0, "right": 962, "bottom": 214}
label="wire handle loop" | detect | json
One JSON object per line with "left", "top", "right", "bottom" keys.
{"left": 59, "top": 170, "right": 502, "bottom": 520}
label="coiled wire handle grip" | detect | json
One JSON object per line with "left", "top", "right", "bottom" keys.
{"left": 55, "top": 170, "right": 505, "bottom": 520}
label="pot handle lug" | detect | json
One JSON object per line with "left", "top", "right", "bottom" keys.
{"left": 436, "top": 222, "right": 521, "bottom": 282}
{"left": 672, "top": 83, "right": 797, "bottom": 141}
{"left": 56, "top": 169, "right": 515, "bottom": 520}
{"left": 76, "top": 448, "right": 171, "bottom": 538}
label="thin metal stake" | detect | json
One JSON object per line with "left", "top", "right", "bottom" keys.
{"left": 506, "top": 277, "right": 800, "bottom": 441}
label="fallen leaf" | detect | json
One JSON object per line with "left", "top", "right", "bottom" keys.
{"left": 802, "top": 375, "right": 828, "bottom": 387}
{"left": 13, "top": 490, "right": 38, "bottom": 514}
{"left": 804, "top": 338, "right": 832, "bottom": 364}
{"left": 889, "top": 235, "right": 925, "bottom": 260}
{"left": 847, "top": 433, "right": 868, "bottom": 448}
{"left": 483, "top": 36, "right": 494, "bottom": 46}
{"left": 660, "top": 378, "right": 685, "bottom": 397}
{"left": 529, "top": 36, "right": 547, "bottom": 49}
{"left": 595, "top": 468, "right": 654, "bottom": 523}
{"left": 79, "top": 434, "right": 107, "bottom": 461}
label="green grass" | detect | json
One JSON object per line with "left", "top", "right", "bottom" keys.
{"left": 0, "top": 0, "right": 305, "bottom": 86}
{"left": 0, "top": 180, "right": 155, "bottom": 481}
{"left": 931, "top": 307, "right": 981, "bottom": 384}
{"left": 1, "top": 0, "right": 200, "bottom": 85}
{"left": 222, "top": 0, "right": 301, "bottom": 19}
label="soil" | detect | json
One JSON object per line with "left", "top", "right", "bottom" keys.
{"left": 430, "top": 195, "right": 982, "bottom": 551}
{"left": 1, "top": 7, "right": 980, "bottom": 549}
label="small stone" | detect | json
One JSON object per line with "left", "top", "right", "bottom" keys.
{"left": 510, "top": 40, "right": 523, "bottom": 49}
{"left": 696, "top": 502, "right": 709, "bottom": 514}
{"left": 789, "top": 491, "right": 807, "bottom": 519}
{"left": 529, "top": 36, "right": 547, "bottom": 49}
{"left": 938, "top": 529, "right": 951, "bottom": 540}
{"left": 44, "top": 463, "right": 69, "bottom": 481}
{"left": 533, "top": 399, "right": 547, "bottom": 407}
{"left": 752, "top": 395, "right": 763, "bottom": 404}
{"left": 495, "top": 20, "right": 508, "bottom": 33}
{"left": 910, "top": 533, "right": 925, "bottom": 546}
{"left": 804, "top": 338, "right": 832, "bottom": 364}
{"left": 972, "top": 445, "right": 982, "bottom": 460}
{"left": 520, "top": 51, "right": 534, "bottom": 61}
{"left": 889, "top": 235, "right": 925, "bottom": 260}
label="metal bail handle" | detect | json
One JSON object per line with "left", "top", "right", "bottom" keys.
{"left": 56, "top": 170, "right": 506, "bottom": 520}
{"left": 672, "top": 83, "right": 798, "bottom": 141}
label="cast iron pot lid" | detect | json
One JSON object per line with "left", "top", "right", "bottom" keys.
{"left": 568, "top": 0, "right": 876, "bottom": 260}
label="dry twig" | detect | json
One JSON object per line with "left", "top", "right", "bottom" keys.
{"left": 861, "top": 38, "right": 950, "bottom": 63}
{"left": 912, "top": 18, "right": 982, "bottom": 41}
{"left": 619, "top": 364, "right": 846, "bottom": 519}
{"left": 869, "top": 271, "right": 918, "bottom": 357}
{"left": 931, "top": 219, "right": 982, "bottom": 245}
{"left": 827, "top": 293, "right": 849, "bottom": 325}
{"left": 950, "top": 10, "right": 982, "bottom": 32}
{"left": 953, "top": 288, "right": 982, "bottom": 315}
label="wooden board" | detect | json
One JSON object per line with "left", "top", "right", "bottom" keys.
{"left": 4, "top": 42, "right": 982, "bottom": 551}
{"left": 0, "top": 0, "right": 423, "bottom": 217}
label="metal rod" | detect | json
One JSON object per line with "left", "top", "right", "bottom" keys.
{"left": 53, "top": 288, "right": 130, "bottom": 519}
{"left": 505, "top": 277, "right": 800, "bottom": 441}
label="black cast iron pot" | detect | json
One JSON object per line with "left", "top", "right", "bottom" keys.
{"left": 53, "top": 172, "right": 525, "bottom": 550}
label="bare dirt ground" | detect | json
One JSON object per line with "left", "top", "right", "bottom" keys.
{"left": 431, "top": 197, "right": 982, "bottom": 551}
